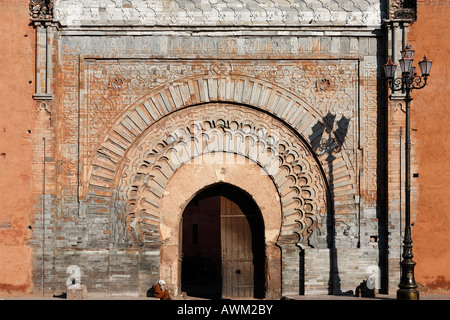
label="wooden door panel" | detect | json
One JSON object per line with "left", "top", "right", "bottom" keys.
{"left": 220, "top": 196, "right": 254, "bottom": 298}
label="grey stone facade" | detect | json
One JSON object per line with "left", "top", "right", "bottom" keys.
{"left": 28, "top": 0, "right": 410, "bottom": 298}
{"left": 54, "top": 0, "right": 384, "bottom": 27}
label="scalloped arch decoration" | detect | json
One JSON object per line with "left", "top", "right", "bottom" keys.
{"left": 102, "top": 104, "right": 336, "bottom": 248}
{"left": 85, "top": 74, "right": 356, "bottom": 248}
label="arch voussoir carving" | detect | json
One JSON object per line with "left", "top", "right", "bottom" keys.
{"left": 103, "top": 104, "right": 330, "bottom": 248}
{"left": 85, "top": 71, "right": 356, "bottom": 250}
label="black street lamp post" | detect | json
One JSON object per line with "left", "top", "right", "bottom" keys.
{"left": 384, "top": 45, "right": 432, "bottom": 300}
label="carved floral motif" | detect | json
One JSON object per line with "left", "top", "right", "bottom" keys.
{"left": 389, "top": 0, "right": 417, "bottom": 20}
{"left": 84, "top": 60, "right": 357, "bottom": 159}
{"left": 30, "top": 0, "right": 53, "bottom": 20}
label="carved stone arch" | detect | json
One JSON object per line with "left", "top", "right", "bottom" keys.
{"left": 157, "top": 155, "right": 283, "bottom": 298}
{"left": 103, "top": 103, "right": 330, "bottom": 249}
{"left": 86, "top": 73, "right": 356, "bottom": 249}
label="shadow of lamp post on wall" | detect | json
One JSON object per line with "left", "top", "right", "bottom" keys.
{"left": 383, "top": 45, "right": 432, "bottom": 300}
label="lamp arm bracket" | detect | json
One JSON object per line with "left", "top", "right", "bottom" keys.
{"left": 408, "top": 75, "right": 428, "bottom": 90}
{"left": 388, "top": 75, "right": 429, "bottom": 94}
{"left": 388, "top": 77, "right": 405, "bottom": 93}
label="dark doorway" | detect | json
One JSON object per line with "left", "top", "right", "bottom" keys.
{"left": 181, "top": 183, "right": 265, "bottom": 299}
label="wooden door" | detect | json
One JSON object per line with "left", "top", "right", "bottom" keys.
{"left": 220, "top": 196, "right": 254, "bottom": 298}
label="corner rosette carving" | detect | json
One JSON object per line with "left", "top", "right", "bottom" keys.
{"left": 389, "top": 0, "right": 417, "bottom": 21}
{"left": 30, "top": 0, "right": 54, "bottom": 20}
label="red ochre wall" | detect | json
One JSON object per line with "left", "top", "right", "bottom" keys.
{"left": 409, "top": 0, "right": 450, "bottom": 293}
{"left": 0, "top": 0, "right": 35, "bottom": 295}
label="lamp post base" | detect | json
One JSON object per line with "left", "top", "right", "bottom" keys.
{"left": 397, "top": 288, "right": 419, "bottom": 300}
{"left": 397, "top": 258, "right": 420, "bottom": 300}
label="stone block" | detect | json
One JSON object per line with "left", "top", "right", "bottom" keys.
{"left": 67, "top": 284, "right": 87, "bottom": 300}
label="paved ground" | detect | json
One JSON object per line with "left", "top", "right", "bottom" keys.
{"left": 285, "top": 293, "right": 449, "bottom": 300}
{"left": 1, "top": 293, "right": 448, "bottom": 300}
